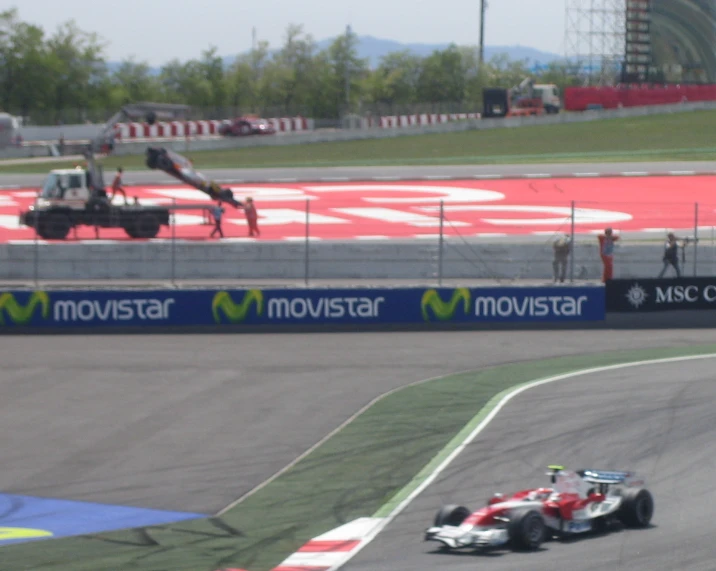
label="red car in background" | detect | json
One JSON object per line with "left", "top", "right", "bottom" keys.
{"left": 219, "top": 115, "right": 276, "bottom": 137}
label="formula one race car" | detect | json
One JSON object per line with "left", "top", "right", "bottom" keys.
{"left": 145, "top": 146, "right": 243, "bottom": 208}
{"left": 424, "top": 465, "right": 654, "bottom": 552}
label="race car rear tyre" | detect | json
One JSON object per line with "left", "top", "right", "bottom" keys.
{"left": 618, "top": 488, "right": 654, "bottom": 528}
{"left": 434, "top": 505, "right": 471, "bottom": 527}
{"left": 508, "top": 508, "right": 545, "bottom": 551}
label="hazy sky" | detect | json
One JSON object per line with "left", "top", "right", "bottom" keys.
{"left": 10, "top": 0, "right": 567, "bottom": 66}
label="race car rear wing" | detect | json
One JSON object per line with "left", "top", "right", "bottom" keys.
{"left": 578, "top": 470, "right": 645, "bottom": 487}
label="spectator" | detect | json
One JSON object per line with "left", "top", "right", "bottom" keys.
{"left": 552, "top": 234, "right": 571, "bottom": 283}
{"left": 244, "top": 197, "right": 260, "bottom": 237}
{"left": 597, "top": 227, "right": 619, "bottom": 282}
{"left": 111, "top": 167, "right": 128, "bottom": 204}
{"left": 210, "top": 201, "right": 225, "bottom": 238}
{"left": 658, "top": 232, "right": 682, "bottom": 278}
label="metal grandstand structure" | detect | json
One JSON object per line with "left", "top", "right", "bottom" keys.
{"left": 564, "top": 0, "right": 628, "bottom": 85}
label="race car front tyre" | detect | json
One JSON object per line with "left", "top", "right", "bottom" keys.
{"left": 434, "top": 505, "right": 471, "bottom": 527}
{"left": 618, "top": 488, "right": 654, "bottom": 528}
{"left": 508, "top": 508, "right": 546, "bottom": 551}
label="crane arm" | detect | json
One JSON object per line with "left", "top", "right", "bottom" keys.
{"left": 83, "top": 102, "right": 191, "bottom": 194}
{"left": 145, "top": 146, "right": 243, "bottom": 208}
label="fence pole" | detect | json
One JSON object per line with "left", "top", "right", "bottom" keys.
{"left": 570, "top": 200, "right": 576, "bottom": 283}
{"left": 33, "top": 196, "right": 39, "bottom": 288}
{"left": 304, "top": 198, "right": 310, "bottom": 286}
{"left": 694, "top": 202, "right": 699, "bottom": 277}
{"left": 171, "top": 198, "right": 176, "bottom": 286}
{"left": 438, "top": 200, "right": 444, "bottom": 286}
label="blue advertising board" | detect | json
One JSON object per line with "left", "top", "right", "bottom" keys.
{"left": 0, "top": 286, "right": 605, "bottom": 329}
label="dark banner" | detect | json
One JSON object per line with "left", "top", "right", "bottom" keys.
{"left": 0, "top": 286, "right": 606, "bottom": 329}
{"left": 606, "top": 277, "right": 716, "bottom": 312}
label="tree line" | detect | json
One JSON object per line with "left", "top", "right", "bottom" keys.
{"left": 0, "top": 8, "right": 582, "bottom": 125}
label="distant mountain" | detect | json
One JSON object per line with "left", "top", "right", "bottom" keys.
{"left": 107, "top": 35, "right": 562, "bottom": 74}
{"left": 316, "top": 35, "right": 563, "bottom": 69}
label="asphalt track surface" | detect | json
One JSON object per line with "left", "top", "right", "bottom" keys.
{"left": 1, "top": 332, "right": 715, "bottom": 519}
{"left": 343, "top": 357, "right": 716, "bottom": 571}
{"left": 2, "top": 160, "right": 716, "bottom": 187}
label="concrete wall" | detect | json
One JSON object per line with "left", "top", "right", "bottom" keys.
{"left": 3, "top": 240, "right": 716, "bottom": 281}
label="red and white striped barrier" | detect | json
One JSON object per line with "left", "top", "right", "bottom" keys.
{"left": 363, "top": 112, "right": 481, "bottom": 129}
{"left": 113, "top": 117, "right": 312, "bottom": 140}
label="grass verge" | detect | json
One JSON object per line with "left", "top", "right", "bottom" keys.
{"left": 4, "top": 343, "right": 716, "bottom": 571}
{"left": 2, "top": 110, "right": 716, "bottom": 175}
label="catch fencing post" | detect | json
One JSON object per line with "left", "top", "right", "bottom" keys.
{"left": 171, "top": 198, "right": 176, "bottom": 286}
{"left": 570, "top": 200, "right": 576, "bottom": 283}
{"left": 694, "top": 202, "right": 699, "bottom": 277}
{"left": 304, "top": 199, "right": 310, "bottom": 286}
{"left": 33, "top": 196, "right": 39, "bottom": 288}
{"left": 438, "top": 200, "right": 444, "bottom": 286}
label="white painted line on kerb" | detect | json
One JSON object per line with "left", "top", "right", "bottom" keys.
{"left": 573, "top": 172, "right": 600, "bottom": 177}
{"left": 326, "top": 353, "right": 716, "bottom": 571}
{"left": 668, "top": 171, "right": 697, "bottom": 176}
{"left": 622, "top": 171, "right": 649, "bottom": 176}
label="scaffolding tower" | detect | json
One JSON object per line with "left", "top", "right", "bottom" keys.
{"left": 564, "top": 0, "right": 627, "bottom": 85}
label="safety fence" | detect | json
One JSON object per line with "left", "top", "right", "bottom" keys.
{"left": 4, "top": 198, "right": 716, "bottom": 284}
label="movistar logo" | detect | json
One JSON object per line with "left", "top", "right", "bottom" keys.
{"left": 212, "top": 290, "right": 264, "bottom": 323}
{"left": 0, "top": 291, "right": 50, "bottom": 325}
{"left": 421, "top": 288, "right": 471, "bottom": 321}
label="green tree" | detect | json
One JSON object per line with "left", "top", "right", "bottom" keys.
{"left": 110, "top": 59, "right": 160, "bottom": 104}
{"left": 44, "top": 20, "right": 108, "bottom": 122}
{"left": 322, "top": 26, "right": 367, "bottom": 116}
{"left": 0, "top": 9, "right": 53, "bottom": 118}
{"left": 416, "top": 45, "right": 467, "bottom": 107}
{"left": 365, "top": 50, "right": 423, "bottom": 111}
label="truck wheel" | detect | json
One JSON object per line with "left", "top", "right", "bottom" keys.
{"left": 508, "top": 508, "right": 545, "bottom": 551}
{"left": 618, "top": 488, "right": 653, "bottom": 528}
{"left": 434, "top": 505, "right": 471, "bottom": 527}
{"left": 133, "top": 213, "right": 160, "bottom": 239}
{"left": 41, "top": 212, "right": 72, "bottom": 240}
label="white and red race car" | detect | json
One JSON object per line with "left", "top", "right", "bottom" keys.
{"left": 425, "top": 465, "right": 654, "bottom": 552}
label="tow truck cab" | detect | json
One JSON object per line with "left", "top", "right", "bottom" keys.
{"left": 37, "top": 167, "right": 92, "bottom": 207}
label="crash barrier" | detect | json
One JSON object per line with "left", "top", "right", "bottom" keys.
{"left": 114, "top": 117, "right": 313, "bottom": 140}
{"left": 15, "top": 117, "right": 315, "bottom": 144}
{"left": 4, "top": 240, "right": 716, "bottom": 282}
{"left": 0, "top": 286, "right": 606, "bottom": 330}
{"left": 360, "top": 113, "right": 481, "bottom": 129}
{"left": 606, "top": 277, "right": 716, "bottom": 313}
{"left": 565, "top": 84, "right": 716, "bottom": 112}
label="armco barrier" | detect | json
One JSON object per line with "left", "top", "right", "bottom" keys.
{"left": 606, "top": 277, "right": 716, "bottom": 312}
{"left": 0, "top": 286, "right": 605, "bottom": 331}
